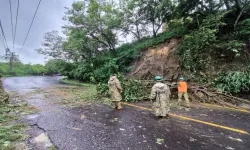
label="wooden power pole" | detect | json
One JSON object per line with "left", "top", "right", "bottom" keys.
{"left": 9, "top": 52, "right": 14, "bottom": 73}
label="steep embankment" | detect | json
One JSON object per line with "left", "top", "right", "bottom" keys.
{"left": 128, "top": 38, "right": 182, "bottom": 80}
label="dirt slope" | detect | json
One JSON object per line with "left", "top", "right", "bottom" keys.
{"left": 128, "top": 38, "right": 182, "bottom": 80}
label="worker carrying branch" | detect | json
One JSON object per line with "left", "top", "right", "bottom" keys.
{"left": 150, "top": 76, "right": 171, "bottom": 119}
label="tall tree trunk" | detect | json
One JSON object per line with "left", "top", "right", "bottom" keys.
{"left": 135, "top": 24, "right": 141, "bottom": 40}
{"left": 152, "top": 23, "right": 157, "bottom": 37}
{"left": 234, "top": 5, "right": 246, "bottom": 30}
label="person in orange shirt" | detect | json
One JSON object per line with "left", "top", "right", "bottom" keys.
{"left": 177, "top": 77, "right": 190, "bottom": 107}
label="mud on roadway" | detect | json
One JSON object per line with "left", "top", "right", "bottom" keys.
{"left": 3, "top": 76, "right": 250, "bottom": 150}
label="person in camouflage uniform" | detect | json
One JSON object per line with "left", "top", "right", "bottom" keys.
{"left": 0, "top": 74, "right": 9, "bottom": 104}
{"left": 150, "top": 76, "right": 171, "bottom": 118}
{"left": 108, "top": 75, "right": 123, "bottom": 110}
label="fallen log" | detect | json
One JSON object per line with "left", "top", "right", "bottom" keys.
{"left": 139, "top": 80, "right": 250, "bottom": 107}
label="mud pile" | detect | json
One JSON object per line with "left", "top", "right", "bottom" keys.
{"left": 128, "top": 38, "right": 182, "bottom": 81}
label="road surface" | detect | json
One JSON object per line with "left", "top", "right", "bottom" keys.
{"left": 3, "top": 76, "right": 250, "bottom": 150}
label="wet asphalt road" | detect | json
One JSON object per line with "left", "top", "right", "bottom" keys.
{"left": 3, "top": 76, "right": 250, "bottom": 150}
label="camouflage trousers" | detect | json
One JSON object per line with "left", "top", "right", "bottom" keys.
{"left": 178, "top": 92, "right": 189, "bottom": 107}
{"left": 0, "top": 92, "right": 9, "bottom": 104}
{"left": 111, "top": 101, "right": 122, "bottom": 110}
{"left": 152, "top": 99, "right": 170, "bottom": 117}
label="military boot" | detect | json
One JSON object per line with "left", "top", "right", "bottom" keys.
{"left": 117, "top": 102, "right": 123, "bottom": 110}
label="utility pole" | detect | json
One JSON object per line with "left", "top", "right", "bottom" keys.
{"left": 9, "top": 52, "right": 14, "bottom": 73}
{"left": 9, "top": 52, "right": 19, "bottom": 74}
{"left": 5, "top": 48, "right": 10, "bottom": 59}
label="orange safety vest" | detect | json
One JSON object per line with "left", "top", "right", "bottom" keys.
{"left": 178, "top": 81, "right": 187, "bottom": 93}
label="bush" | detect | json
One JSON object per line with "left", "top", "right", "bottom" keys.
{"left": 96, "top": 75, "right": 149, "bottom": 102}
{"left": 176, "top": 13, "right": 225, "bottom": 74}
{"left": 0, "top": 62, "right": 47, "bottom": 76}
{"left": 96, "top": 83, "right": 109, "bottom": 97}
{"left": 212, "top": 68, "right": 250, "bottom": 93}
{"left": 237, "top": 19, "right": 250, "bottom": 41}
{"left": 93, "top": 58, "right": 119, "bottom": 83}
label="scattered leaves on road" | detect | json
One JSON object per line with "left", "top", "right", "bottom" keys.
{"left": 226, "top": 146, "right": 235, "bottom": 150}
{"left": 189, "top": 137, "right": 197, "bottom": 142}
{"left": 156, "top": 138, "right": 164, "bottom": 145}
{"left": 229, "top": 136, "right": 243, "bottom": 142}
{"left": 81, "top": 114, "right": 86, "bottom": 119}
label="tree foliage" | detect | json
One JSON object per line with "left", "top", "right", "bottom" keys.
{"left": 36, "top": 31, "right": 65, "bottom": 59}
{"left": 212, "top": 68, "right": 250, "bottom": 93}
{"left": 34, "top": 0, "right": 250, "bottom": 96}
{"left": 0, "top": 62, "right": 46, "bottom": 76}
{"left": 138, "top": 0, "right": 174, "bottom": 37}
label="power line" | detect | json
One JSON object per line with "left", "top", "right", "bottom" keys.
{"left": 13, "top": 0, "right": 20, "bottom": 52}
{"left": 19, "top": 0, "right": 42, "bottom": 55}
{"left": 0, "top": 32, "right": 7, "bottom": 49}
{"left": 8, "top": 0, "right": 14, "bottom": 49}
{"left": 0, "top": 23, "right": 7, "bottom": 50}
{"left": 0, "top": 21, "right": 9, "bottom": 49}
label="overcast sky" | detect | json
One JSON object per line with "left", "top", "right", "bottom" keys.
{"left": 0, "top": 0, "right": 74, "bottom": 64}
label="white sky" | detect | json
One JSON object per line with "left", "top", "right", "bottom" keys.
{"left": 0, "top": 0, "right": 159, "bottom": 65}
{"left": 0, "top": 0, "right": 75, "bottom": 64}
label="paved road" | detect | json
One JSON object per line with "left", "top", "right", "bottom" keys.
{"left": 3, "top": 76, "right": 250, "bottom": 150}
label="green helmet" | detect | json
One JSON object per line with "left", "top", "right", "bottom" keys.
{"left": 154, "top": 76, "right": 162, "bottom": 81}
{"left": 179, "top": 77, "right": 184, "bottom": 80}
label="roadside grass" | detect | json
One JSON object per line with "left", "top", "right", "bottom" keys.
{"left": 47, "top": 145, "right": 58, "bottom": 150}
{"left": 0, "top": 93, "right": 37, "bottom": 149}
{"left": 57, "top": 85, "right": 99, "bottom": 106}
{"left": 56, "top": 78, "right": 100, "bottom": 106}
{"left": 0, "top": 104, "right": 26, "bottom": 149}
{"left": 60, "top": 78, "right": 94, "bottom": 87}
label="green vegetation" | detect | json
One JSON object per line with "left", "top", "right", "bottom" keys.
{"left": 34, "top": 0, "right": 250, "bottom": 97}
{"left": 48, "top": 145, "right": 58, "bottom": 150}
{"left": 0, "top": 59, "right": 68, "bottom": 77}
{"left": 0, "top": 103, "right": 33, "bottom": 149}
{"left": 58, "top": 86, "right": 98, "bottom": 105}
{"left": 0, "top": 62, "right": 46, "bottom": 76}
{"left": 0, "top": 124, "right": 26, "bottom": 150}
{"left": 60, "top": 78, "right": 94, "bottom": 87}
{"left": 0, "top": 91, "right": 37, "bottom": 149}
{"left": 97, "top": 75, "right": 150, "bottom": 102}
{"left": 212, "top": 68, "right": 250, "bottom": 93}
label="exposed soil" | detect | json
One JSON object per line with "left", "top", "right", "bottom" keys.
{"left": 128, "top": 38, "right": 182, "bottom": 80}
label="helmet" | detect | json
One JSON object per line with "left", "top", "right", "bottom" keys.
{"left": 179, "top": 77, "right": 184, "bottom": 80}
{"left": 154, "top": 76, "right": 162, "bottom": 81}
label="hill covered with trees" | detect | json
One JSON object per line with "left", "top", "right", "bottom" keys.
{"left": 35, "top": 0, "right": 250, "bottom": 100}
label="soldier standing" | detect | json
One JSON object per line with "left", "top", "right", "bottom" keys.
{"left": 0, "top": 74, "right": 9, "bottom": 104}
{"left": 150, "top": 76, "right": 171, "bottom": 119}
{"left": 108, "top": 75, "right": 123, "bottom": 110}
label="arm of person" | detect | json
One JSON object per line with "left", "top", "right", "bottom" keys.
{"left": 150, "top": 85, "right": 157, "bottom": 102}
{"left": 115, "top": 80, "right": 123, "bottom": 93}
{"left": 166, "top": 86, "right": 171, "bottom": 98}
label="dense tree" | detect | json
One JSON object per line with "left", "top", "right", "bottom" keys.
{"left": 119, "top": 0, "right": 148, "bottom": 40}
{"left": 35, "top": 30, "right": 65, "bottom": 59}
{"left": 138, "top": 0, "right": 174, "bottom": 37}
{"left": 0, "top": 62, "right": 46, "bottom": 76}
{"left": 63, "top": 0, "right": 121, "bottom": 54}
{"left": 33, "top": 0, "right": 250, "bottom": 95}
